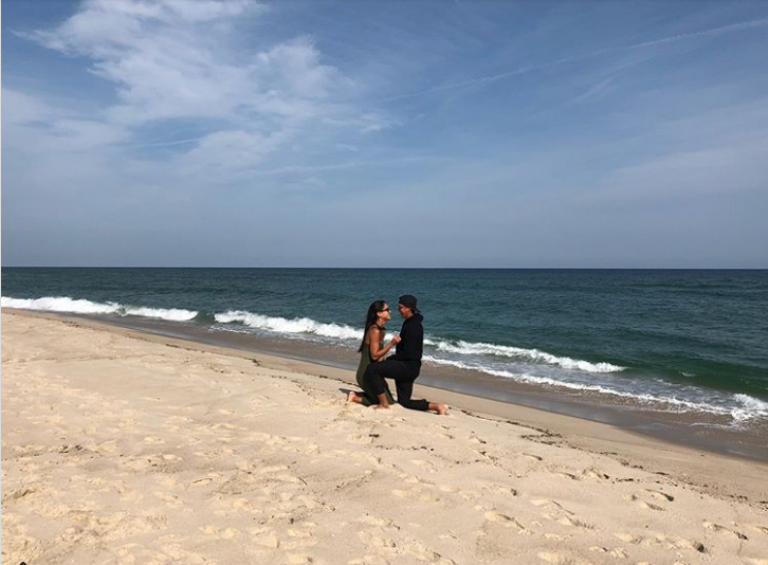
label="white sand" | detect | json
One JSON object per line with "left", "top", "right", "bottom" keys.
{"left": 2, "top": 310, "right": 767, "bottom": 565}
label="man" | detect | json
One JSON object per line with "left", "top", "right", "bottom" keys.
{"left": 363, "top": 295, "right": 449, "bottom": 415}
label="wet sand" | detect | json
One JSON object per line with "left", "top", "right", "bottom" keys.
{"left": 2, "top": 309, "right": 767, "bottom": 565}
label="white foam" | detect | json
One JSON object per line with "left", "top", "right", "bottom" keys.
{"left": 124, "top": 307, "right": 198, "bottom": 322}
{"left": 423, "top": 355, "right": 768, "bottom": 422}
{"left": 730, "top": 394, "right": 768, "bottom": 423}
{"left": 2, "top": 296, "right": 121, "bottom": 315}
{"left": 433, "top": 340, "right": 624, "bottom": 373}
{"left": 2, "top": 295, "right": 198, "bottom": 323}
{"left": 215, "top": 310, "right": 362, "bottom": 341}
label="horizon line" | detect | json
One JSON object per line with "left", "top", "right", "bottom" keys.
{"left": 3, "top": 265, "right": 767, "bottom": 271}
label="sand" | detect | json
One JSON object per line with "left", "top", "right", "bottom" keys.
{"left": 2, "top": 309, "right": 767, "bottom": 565}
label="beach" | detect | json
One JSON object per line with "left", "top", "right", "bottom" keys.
{"left": 2, "top": 309, "right": 767, "bottom": 565}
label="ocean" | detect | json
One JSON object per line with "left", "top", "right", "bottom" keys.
{"left": 3, "top": 268, "right": 767, "bottom": 459}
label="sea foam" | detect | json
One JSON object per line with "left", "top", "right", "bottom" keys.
{"left": 2, "top": 296, "right": 121, "bottom": 315}
{"left": 123, "top": 307, "right": 198, "bottom": 322}
{"left": 1, "top": 296, "right": 198, "bottom": 322}
{"left": 423, "top": 355, "right": 768, "bottom": 423}
{"left": 213, "top": 310, "right": 622, "bottom": 373}
{"left": 214, "top": 310, "right": 362, "bottom": 341}
{"left": 433, "top": 339, "right": 624, "bottom": 373}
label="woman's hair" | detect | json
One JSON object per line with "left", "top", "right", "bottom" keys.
{"left": 359, "top": 300, "right": 387, "bottom": 352}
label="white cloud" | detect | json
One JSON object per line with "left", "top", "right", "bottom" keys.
{"left": 2, "top": 89, "right": 56, "bottom": 125}
{"left": 16, "top": 0, "right": 364, "bottom": 180}
{"left": 3, "top": 88, "right": 129, "bottom": 152}
{"left": 26, "top": 0, "right": 291, "bottom": 125}
{"left": 174, "top": 129, "right": 291, "bottom": 180}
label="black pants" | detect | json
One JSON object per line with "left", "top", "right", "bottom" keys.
{"left": 364, "top": 359, "right": 429, "bottom": 411}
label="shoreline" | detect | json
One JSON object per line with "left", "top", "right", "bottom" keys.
{"left": 6, "top": 307, "right": 767, "bottom": 464}
{"left": 3, "top": 308, "right": 768, "bottom": 565}
{"left": 4, "top": 308, "right": 767, "bottom": 498}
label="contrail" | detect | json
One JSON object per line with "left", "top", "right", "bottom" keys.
{"left": 379, "top": 17, "right": 768, "bottom": 103}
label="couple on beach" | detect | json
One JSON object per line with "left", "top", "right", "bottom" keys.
{"left": 347, "top": 295, "right": 449, "bottom": 415}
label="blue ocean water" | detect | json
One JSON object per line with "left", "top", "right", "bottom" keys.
{"left": 3, "top": 268, "right": 768, "bottom": 430}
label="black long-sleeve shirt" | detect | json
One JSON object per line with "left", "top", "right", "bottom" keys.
{"left": 392, "top": 313, "right": 423, "bottom": 366}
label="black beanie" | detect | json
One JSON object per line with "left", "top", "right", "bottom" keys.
{"left": 399, "top": 295, "right": 419, "bottom": 312}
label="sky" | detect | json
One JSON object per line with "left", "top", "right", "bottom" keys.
{"left": 2, "top": 0, "right": 768, "bottom": 268}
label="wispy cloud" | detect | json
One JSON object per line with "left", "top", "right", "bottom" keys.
{"left": 380, "top": 17, "right": 768, "bottom": 103}
{"left": 14, "top": 0, "right": 374, "bottom": 180}
{"left": 4, "top": 1, "right": 767, "bottom": 267}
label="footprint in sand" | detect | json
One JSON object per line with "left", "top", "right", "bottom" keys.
{"left": 492, "top": 485, "right": 518, "bottom": 496}
{"left": 404, "top": 541, "right": 455, "bottom": 563}
{"left": 589, "top": 546, "right": 628, "bottom": 558}
{"left": 457, "top": 490, "right": 478, "bottom": 501}
{"left": 544, "top": 533, "right": 570, "bottom": 541}
{"left": 622, "top": 494, "right": 664, "bottom": 511}
{"left": 530, "top": 499, "right": 569, "bottom": 511}
{"left": 392, "top": 488, "right": 440, "bottom": 503}
{"left": 483, "top": 511, "right": 529, "bottom": 533}
{"left": 358, "top": 529, "right": 397, "bottom": 550}
{"left": 556, "top": 515, "right": 594, "bottom": 530}
{"left": 283, "top": 538, "right": 320, "bottom": 552}
{"left": 582, "top": 469, "right": 610, "bottom": 481}
{"left": 200, "top": 525, "right": 239, "bottom": 539}
{"left": 614, "top": 533, "right": 641, "bottom": 544}
{"left": 614, "top": 532, "right": 704, "bottom": 553}
{"left": 154, "top": 491, "right": 182, "bottom": 507}
{"left": 357, "top": 516, "right": 394, "bottom": 528}
{"left": 468, "top": 432, "right": 487, "bottom": 445}
{"left": 644, "top": 489, "right": 674, "bottom": 502}
{"left": 533, "top": 499, "right": 596, "bottom": 531}
{"left": 537, "top": 551, "right": 594, "bottom": 565}
{"left": 410, "top": 459, "right": 438, "bottom": 473}
{"left": 286, "top": 554, "right": 314, "bottom": 564}
{"left": 703, "top": 521, "right": 748, "bottom": 540}
{"left": 158, "top": 545, "right": 206, "bottom": 565}
{"left": 190, "top": 475, "right": 219, "bottom": 487}
{"left": 397, "top": 472, "right": 422, "bottom": 485}
{"left": 255, "top": 531, "right": 281, "bottom": 549}
{"left": 143, "top": 437, "right": 166, "bottom": 445}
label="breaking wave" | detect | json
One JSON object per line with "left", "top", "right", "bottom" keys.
{"left": 1, "top": 296, "right": 197, "bottom": 322}
{"left": 433, "top": 339, "right": 623, "bottom": 373}
{"left": 214, "top": 310, "right": 362, "bottom": 341}
{"left": 423, "top": 356, "right": 768, "bottom": 424}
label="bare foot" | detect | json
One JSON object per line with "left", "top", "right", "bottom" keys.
{"left": 347, "top": 391, "right": 362, "bottom": 404}
{"left": 437, "top": 403, "right": 450, "bottom": 416}
{"left": 373, "top": 403, "right": 391, "bottom": 410}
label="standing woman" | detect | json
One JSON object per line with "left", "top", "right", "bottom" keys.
{"left": 347, "top": 300, "right": 400, "bottom": 406}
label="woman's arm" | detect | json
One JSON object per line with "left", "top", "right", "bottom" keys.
{"left": 368, "top": 327, "right": 400, "bottom": 361}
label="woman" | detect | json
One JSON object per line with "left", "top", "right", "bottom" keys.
{"left": 347, "top": 300, "right": 400, "bottom": 406}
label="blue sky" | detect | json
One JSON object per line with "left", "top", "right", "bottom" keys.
{"left": 3, "top": 0, "right": 768, "bottom": 267}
